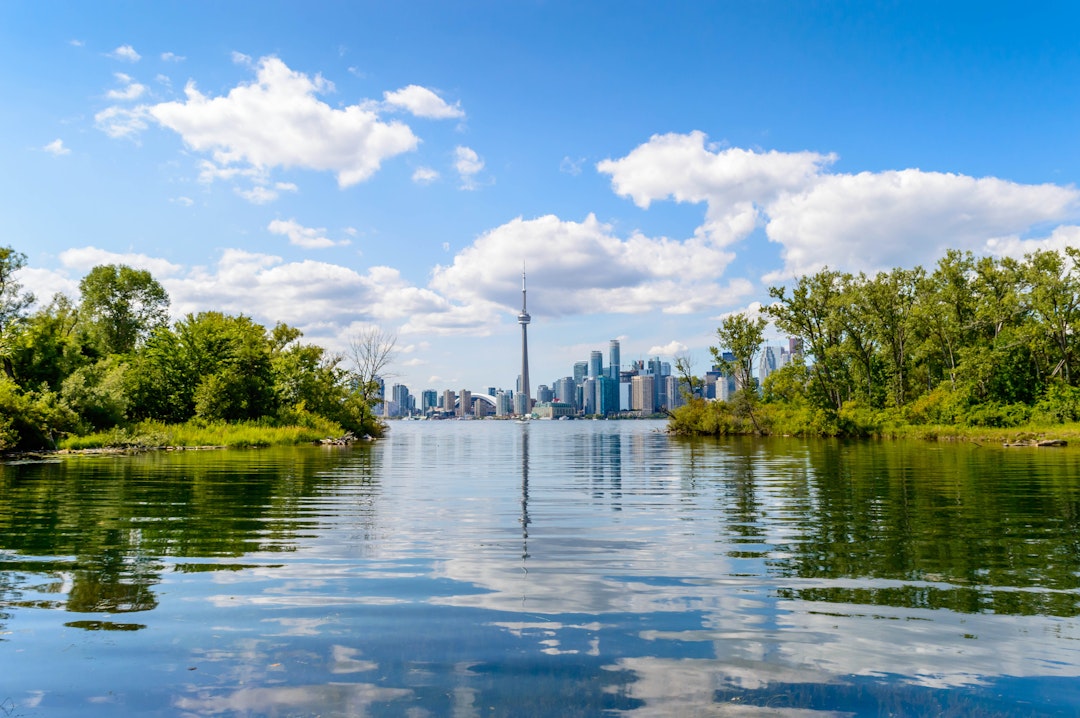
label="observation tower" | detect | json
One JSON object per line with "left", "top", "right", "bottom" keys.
{"left": 518, "top": 269, "right": 531, "bottom": 414}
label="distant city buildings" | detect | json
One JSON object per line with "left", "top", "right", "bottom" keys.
{"left": 373, "top": 272, "right": 800, "bottom": 421}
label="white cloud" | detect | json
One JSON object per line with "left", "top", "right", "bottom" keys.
{"left": 383, "top": 85, "right": 464, "bottom": 119}
{"left": 139, "top": 56, "right": 418, "bottom": 188}
{"left": 69, "top": 39, "right": 84, "bottom": 48}
{"left": 106, "top": 72, "right": 147, "bottom": 100}
{"left": 412, "top": 166, "right": 439, "bottom": 184}
{"left": 59, "top": 247, "right": 184, "bottom": 277}
{"left": 455, "top": 146, "right": 484, "bottom": 190}
{"left": 599, "top": 131, "right": 1080, "bottom": 280}
{"left": 986, "top": 224, "right": 1080, "bottom": 258}
{"left": 43, "top": 138, "right": 70, "bottom": 156}
{"left": 599, "top": 130, "right": 834, "bottom": 246}
{"left": 109, "top": 45, "right": 141, "bottom": 62}
{"left": 161, "top": 52, "right": 185, "bottom": 62}
{"left": 268, "top": 219, "right": 349, "bottom": 249}
{"left": 171, "top": 196, "right": 194, "bottom": 207}
{"left": 430, "top": 213, "right": 752, "bottom": 317}
{"left": 94, "top": 105, "right": 151, "bottom": 139}
{"left": 763, "top": 170, "right": 1078, "bottom": 280}
{"left": 237, "top": 182, "right": 298, "bottom": 204}
{"left": 647, "top": 340, "right": 689, "bottom": 357}
{"left": 15, "top": 267, "right": 80, "bottom": 303}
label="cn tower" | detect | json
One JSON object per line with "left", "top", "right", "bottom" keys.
{"left": 518, "top": 268, "right": 531, "bottom": 414}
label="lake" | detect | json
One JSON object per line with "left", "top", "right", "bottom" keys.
{"left": 1, "top": 419, "right": 1079, "bottom": 716}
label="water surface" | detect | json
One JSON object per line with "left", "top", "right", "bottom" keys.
{"left": 1, "top": 420, "right": 1079, "bottom": 716}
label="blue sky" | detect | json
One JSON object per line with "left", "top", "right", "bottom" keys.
{"left": 5, "top": 1, "right": 1080, "bottom": 395}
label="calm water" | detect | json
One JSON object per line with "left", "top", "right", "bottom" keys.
{"left": 2, "top": 420, "right": 1080, "bottom": 716}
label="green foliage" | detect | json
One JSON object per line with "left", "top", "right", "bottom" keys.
{"left": 79, "top": 264, "right": 169, "bottom": 355}
{"left": 1031, "top": 381, "right": 1080, "bottom": 424}
{"left": 61, "top": 356, "right": 130, "bottom": 431}
{"left": 678, "top": 248, "right": 1080, "bottom": 439}
{"left": 0, "top": 377, "right": 78, "bottom": 450}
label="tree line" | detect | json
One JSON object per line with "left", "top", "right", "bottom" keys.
{"left": 673, "top": 247, "right": 1080, "bottom": 435}
{"left": 0, "top": 246, "right": 387, "bottom": 450}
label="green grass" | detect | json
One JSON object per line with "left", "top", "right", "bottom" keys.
{"left": 58, "top": 417, "right": 348, "bottom": 451}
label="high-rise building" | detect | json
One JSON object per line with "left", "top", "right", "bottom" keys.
{"left": 517, "top": 269, "right": 531, "bottom": 415}
{"left": 536, "top": 384, "right": 554, "bottom": 403}
{"left": 597, "top": 375, "right": 619, "bottom": 415}
{"left": 608, "top": 340, "right": 620, "bottom": 380}
{"left": 443, "top": 389, "right": 456, "bottom": 416}
{"left": 391, "top": 384, "right": 410, "bottom": 417}
{"left": 554, "top": 377, "right": 577, "bottom": 410}
{"left": 573, "top": 361, "right": 588, "bottom": 383}
{"left": 581, "top": 378, "right": 597, "bottom": 415}
{"left": 631, "top": 375, "right": 655, "bottom": 413}
{"left": 421, "top": 389, "right": 438, "bottom": 415}
{"left": 589, "top": 350, "right": 603, "bottom": 379}
{"left": 458, "top": 389, "right": 472, "bottom": 417}
{"left": 758, "top": 346, "right": 778, "bottom": 384}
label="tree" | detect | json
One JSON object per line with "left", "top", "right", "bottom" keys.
{"left": 345, "top": 328, "right": 397, "bottom": 408}
{"left": 0, "top": 246, "right": 35, "bottom": 379}
{"left": 79, "top": 264, "right": 169, "bottom": 355}
{"left": 712, "top": 312, "right": 766, "bottom": 432}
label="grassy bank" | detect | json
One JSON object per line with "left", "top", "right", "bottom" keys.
{"left": 58, "top": 417, "right": 352, "bottom": 451}
{"left": 669, "top": 397, "right": 1080, "bottom": 445}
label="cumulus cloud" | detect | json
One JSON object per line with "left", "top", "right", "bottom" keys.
{"left": 986, "top": 224, "right": 1080, "bottom": 259}
{"left": 430, "top": 213, "right": 753, "bottom": 317}
{"left": 647, "top": 340, "right": 688, "bottom": 356}
{"left": 161, "top": 52, "right": 185, "bottom": 62}
{"left": 106, "top": 72, "right": 147, "bottom": 100}
{"left": 59, "top": 247, "right": 183, "bottom": 277}
{"left": 455, "top": 146, "right": 484, "bottom": 190}
{"left": 160, "top": 249, "right": 497, "bottom": 338}
{"left": 268, "top": 219, "right": 349, "bottom": 249}
{"left": 94, "top": 105, "right": 150, "bottom": 139}
{"left": 412, "top": 166, "right": 439, "bottom": 184}
{"left": 43, "top": 138, "right": 70, "bottom": 156}
{"left": 383, "top": 85, "right": 464, "bottom": 119}
{"left": 109, "top": 45, "right": 141, "bottom": 62}
{"left": 113, "top": 56, "right": 420, "bottom": 188}
{"left": 598, "top": 130, "right": 1080, "bottom": 280}
{"left": 237, "top": 182, "right": 298, "bottom": 204}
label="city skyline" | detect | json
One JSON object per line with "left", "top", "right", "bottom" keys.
{"left": 6, "top": 3, "right": 1080, "bottom": 392}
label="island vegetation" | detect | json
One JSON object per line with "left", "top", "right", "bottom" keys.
{"left": 670, "top": 248, "right": 1080, "bottom": 441}
{"left": 0, "top": 246, "right": 387, "bottom": 452}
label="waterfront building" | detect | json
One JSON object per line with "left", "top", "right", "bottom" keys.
{"left": 582, "top": 378, "right": 597, "bottom": 415}
{"left": 534, "top": 401, "right": 575, "bottom": 419}
{"left": 554, "top": 377, "right": 577, "bottom": 410}
{"left": 495, "top": 390, "right": 512, "bottom": 416}
{"left": 589, "top": 350, "right": 603, "bottom": 379}
{"left": 391, "top": 384, "right": 411, "bottom": 417}
{"left": 421, "top": 389, "right": 438, "bottom": 414}
{"left": 443, "top": 389, "right": 456, "bottom": 416}
{"left": 573, "top": 361, "right": 588, "bottom": 383}
{"left": 597, "top": 375, "right": 619, "bottom": 415}
{"left": 608, "top": 339, "right": 620, "bottom": 380}
{"left": 664, "top": 375, "right": 687, "bottom": 410}
{"left": 759, "top": 346, "right": 778, "bottom": 385}
{"left": 631, "top": 375, "right": 656, "bottom": 413}
{"left": 536, "top": 384, "right": 554, "bottom": 404}
{"left": 458, "top": 389, "right": 472, "bottom": 418}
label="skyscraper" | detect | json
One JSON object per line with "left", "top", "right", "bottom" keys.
{"left": 517, "top": 268, "right": 531, "bottom": 415}
{"left": 608, "top": 339, "right": 620, "bottom": 380}
{"left": 589, "top": 350, "right": 603, "bottom": 379}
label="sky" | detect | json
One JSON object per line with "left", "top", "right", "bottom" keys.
{"left": 5, "top": 1, "right": 1080, "bottom": 396}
